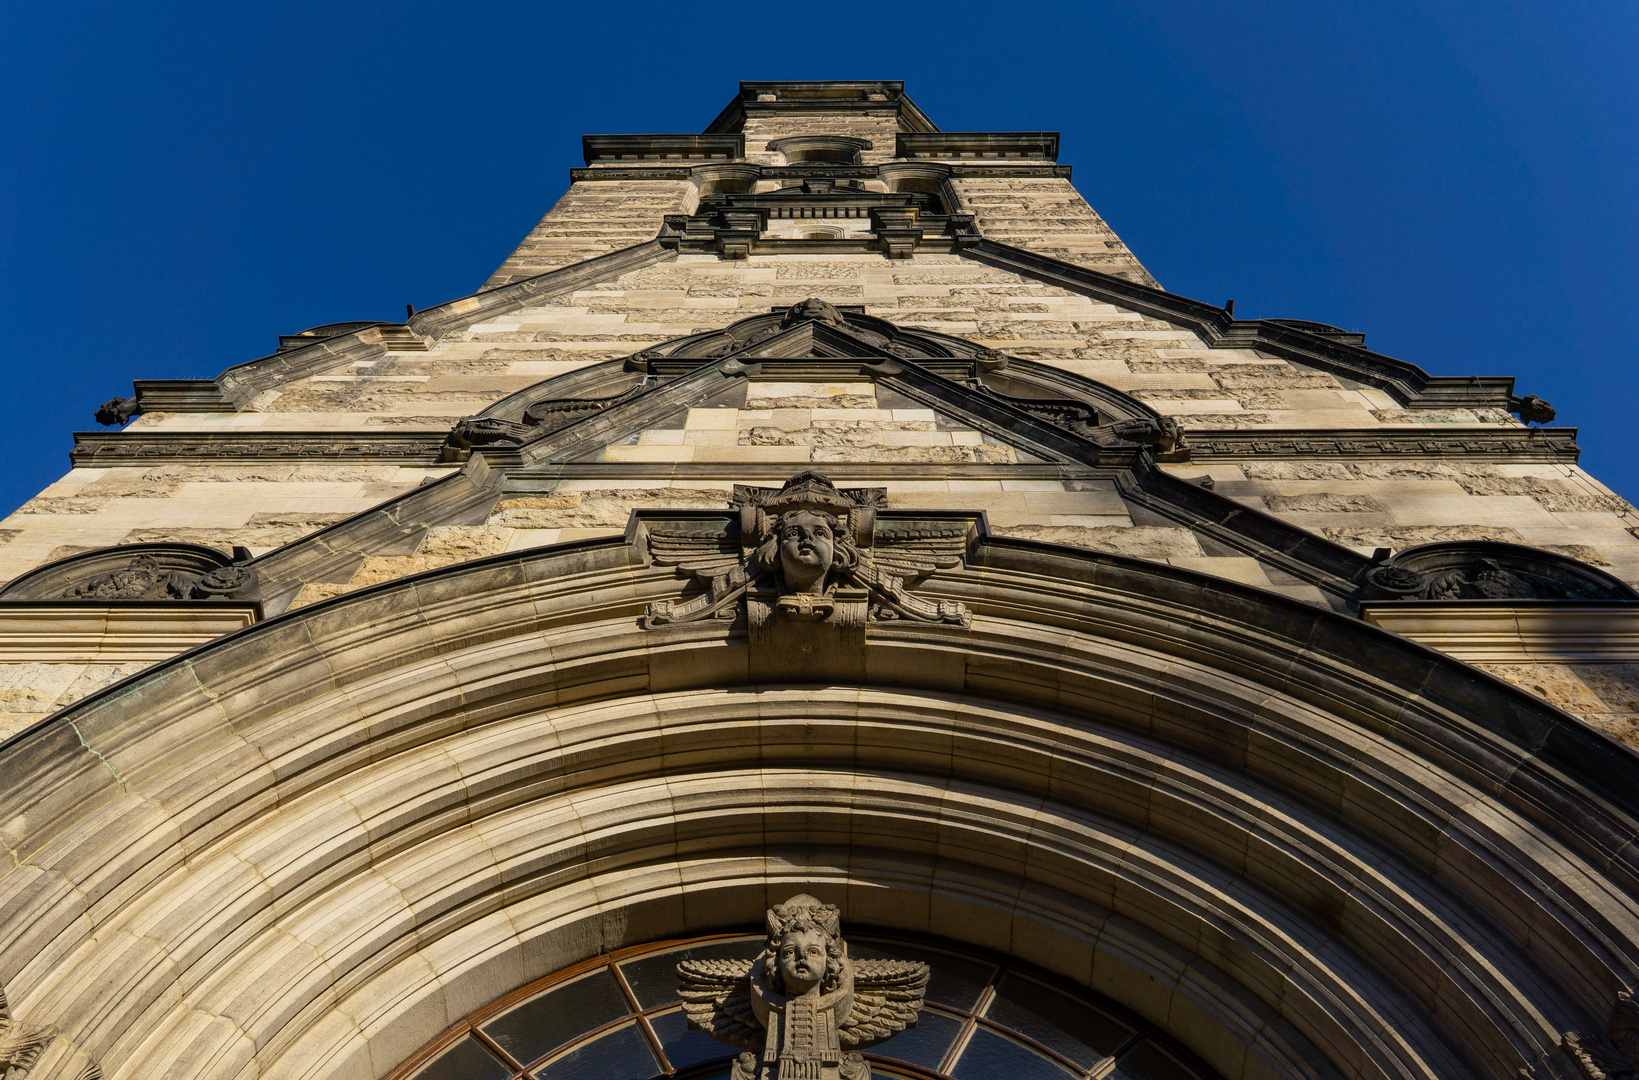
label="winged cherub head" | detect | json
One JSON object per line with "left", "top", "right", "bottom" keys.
{"left": 764, "top": 894, "right": 845, "bottom": 997}
{"left": 760, "top": 509, "right": 858, "bottom": 596}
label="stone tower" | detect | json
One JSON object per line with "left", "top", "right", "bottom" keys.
{"left": 1, "top": 80, "right": 1638, "bottom": 1080}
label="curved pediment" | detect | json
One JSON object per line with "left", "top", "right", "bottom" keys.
{"left": 1364, "top": 540, "right": 1638, "bottom": 601}
{"left": 660, "top": 297, "right": 972, "bottom": 360}
{"left": 0, "top": 541, "right": 258, "bottom": 601}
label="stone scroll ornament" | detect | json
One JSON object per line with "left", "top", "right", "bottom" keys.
{"left": 641, "top": 471, "right": 971, "bottom": 632}
{"left": 57, "top": 552, "right": 259, "bottom": 602}
{"left": 678, "top": 895, "right": 930, "bottom": 1080}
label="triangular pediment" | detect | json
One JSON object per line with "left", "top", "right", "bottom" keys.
{"left": 710, "top": 319, "right": 901, "bottom": 361}
{"left": 443, "top": 301, "right": 1172, "bottom": 473}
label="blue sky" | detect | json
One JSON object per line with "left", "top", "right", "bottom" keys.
{"left": 2, "top": 1, "right": 1636, "bottom": 515}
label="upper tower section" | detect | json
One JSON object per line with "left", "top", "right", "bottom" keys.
{"left": 704, "top": 80, "right": 937, "bottom": 166}
{"left": 483, "top": 80, "right": 1158, "bottom": 289}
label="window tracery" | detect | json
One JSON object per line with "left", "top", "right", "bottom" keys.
{"left": 392, "top": 933, "right": 1218, "bottom": 1080}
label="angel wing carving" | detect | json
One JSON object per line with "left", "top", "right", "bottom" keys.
{"left": 641, "top": 473, "right": 972, "bottom": 631}
{"left": 677, "top": 958, "right": 762, "bottom": 1051}
{"left": 839, "top": 958, "right": 932, "bottom": 1049}
{"left": 0, "top": 982, "right": 56, "bottom": 1079}
{"left": 856, "top": 526, "right": 971, "bottom": 627}
{"left": 1565, "top": 992, "right": 1639, "bottom": 1080}
{"left": 868, "top": 526, "right": 968, "bottom": 585}
{"left": 646, "top": 528, "right": 744, "bottom": 581}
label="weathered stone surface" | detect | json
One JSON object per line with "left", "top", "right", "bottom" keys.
{"left": 1455, "top": 474, "right": 1631, "bottom": 513}
{"left": 811, "top": 445, "right": 1015, "bottom": 464}
{"left": 245, "top": 512, "right": 355, "bottom": 529}
{"left": 349, "top": 554, "right": 462, "bottom": 586}
{"left": 15, "top": 496, "right": 106, "bottom": 515}
{"left": 120, "top": 525, "right": 316, "bottom": 549}
{"left": 1477, "top": 662, "right": 1639, "bottom": 747}
{"left": 418, "top": 525, "right": 514, "bottom": 559}
{"left": 1544, "top": 544, "right": 1613, "bottom": 566}
{"left": 1264, "top": 493, "right": 1385, "bottom": 514}
{"left": 776, "top": 264, "right": 862, "bottom": 280}
{"left": 1323, "top": 524, "right": 1528, "bottom": 547}
{"left": 489, "top": 488, "right": 729, "bottom": 529}
{"left": 998, "top": 524, "right": 1205, "bottom": 560}
{"left": 57, "top": 661, "right": 151, "bottom": 704}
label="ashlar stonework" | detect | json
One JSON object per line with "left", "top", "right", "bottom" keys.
{"left": 2, "top": 79, "right": 1638, "bottom": 1080}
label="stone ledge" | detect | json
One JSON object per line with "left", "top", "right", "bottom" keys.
{"left": 1188, "top": 427, "right": 1578, "bottom": 462}
{"left": 70, "top": 430, "right": 450, "bottom": 466}
{"left": 1361, "top": 601, "right": 1639, "bottom": 662}
{"left": 0, "top": 601, "right": 259, "bottom": 661}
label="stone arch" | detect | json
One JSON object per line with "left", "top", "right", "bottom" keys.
{"left": 0, "top": 532, "right": 1636, "bottom": 1080}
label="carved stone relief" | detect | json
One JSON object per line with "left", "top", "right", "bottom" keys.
{"left": 1363, "top": 542, "right": 1638, "bottom": 603}
{"left": 55, "top": 552, "right": 259, "bottom": 602}
{"left": 678, "top": 895, "right": 929, "bottom": 1080}
{"left": 92, "top": 397, "right": 138, "bottom": 427}
{"left": 1563, "top": 990, "right": 1639, "bottom": 1080}
{"left": 0, "top": 982, "right": 101, "bottom": 1080}
{"left": 642, "top": 471, "right": 971, "bottom": 637}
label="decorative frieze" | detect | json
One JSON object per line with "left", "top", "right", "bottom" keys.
{"left": 1186, "top": 427, "right": 1580, "bottom": 462}
{"left": 70, "top": 430, "right": 449, "bottom": 466}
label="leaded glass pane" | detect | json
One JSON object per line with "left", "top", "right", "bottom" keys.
{"left": 482, "top": 968, "right": 631, "bottom": 1066}
{"left": 986, "top": 971, "right": 1132, "bottom": 1067}
{"left": 532, "top": 1021, "right": 658, "bottom": 1079}
{"left": 411, "top": 1036, "right": 511, "bottom": 1080}
{"left": 952, "top": 1027, "right": 1076, "bottom": 1077}
{"left": 649, "top": 1007, "right": 735, "bottom": 1070}
{"left": 867, "top": 1007, "right": 964, "bottom": 1069}
{"left": 1110, "top": 1042, "right": 1200, "bottom": 1080}
{"left": 850, "top": 938, "right": 995, "bottom": 1010}
{"left": 619, "top": 937, "right": 757, "bottom": 1009}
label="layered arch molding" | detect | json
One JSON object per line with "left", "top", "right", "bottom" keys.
{"left": 1, "top": 536, "right": 1637, "bottom": 1080}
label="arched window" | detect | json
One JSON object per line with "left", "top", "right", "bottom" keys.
{"left": 391, "top": 933, "right": 1220, "bottom": 1080}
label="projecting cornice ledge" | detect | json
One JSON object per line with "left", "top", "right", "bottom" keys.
{"left": 108, "top": 232, "right": 1548, "bottom": 426}
{"left": 967, "top": 239, "right": 1529, "bottom": 411}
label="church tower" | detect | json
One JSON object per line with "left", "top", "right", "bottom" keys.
{"left": 1, "top": 80, "right": 1637, "bottom": 1080}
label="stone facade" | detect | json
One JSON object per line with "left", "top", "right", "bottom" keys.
{"left": 1, "top": 80, "right": 1637, "bottom": 1080}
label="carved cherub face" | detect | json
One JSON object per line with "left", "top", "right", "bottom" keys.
{"left": 777, "top": 924, "right": 831, "bottom": 996}
{"left": 778, "top": 511, "right": 837, "bottom": 594}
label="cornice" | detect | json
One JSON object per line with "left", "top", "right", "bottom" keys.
{"left": 897, "top": 132, "right": 1060, "bottom": 161}
{"left": 1360, "top": 602, "right": 1639, "bottom": 662}
{"left": 703, "top": 80, "right": 939, "bottom": 135}
{"left": 503, "top": 463, "right": 1106, "bottom": 485}
{"left": 581, "top": 133, "right": 744, "bottom": 164}
{"left": 965, "top": 239, "right": 1527, "bottom": 410}
{"left": 0, "top": 602, "right": 260, "bottom": 661}
{"left": 1116, "top": 456, "right": 1369, "bottom": 605}
{"left": 565, "top": 162, "right": 1074, "bottom": 184}
{"left": 1186, "top": 427, "right": 1579, "bottom": 462}
{"left": 70, "top": 430, "right": 449, "bottom": 466}
{"left": 148, "top": 241, "right": 677, "bottom": 411}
